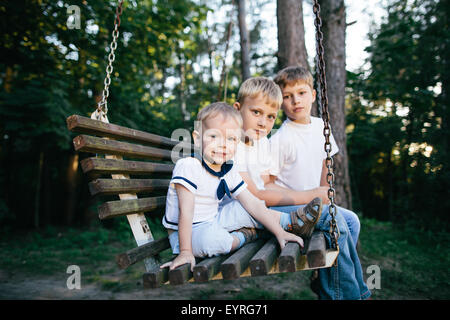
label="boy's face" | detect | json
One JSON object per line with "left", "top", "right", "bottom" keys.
{"left": 280, "top": 81, "right": 316, "bottom": 124}
{"left": 233, "top": 93, "right": 279, "bottom": 142}
{"left": 193, "top": 114, "right": 241, "bottom": 166}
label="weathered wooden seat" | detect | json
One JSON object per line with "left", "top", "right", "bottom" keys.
{"left": 67, "top": 114, "right": 337, "bottom": 289}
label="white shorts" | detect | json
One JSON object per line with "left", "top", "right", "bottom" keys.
{"left": 168, "top": 200, "right": 263, "bottom": 257}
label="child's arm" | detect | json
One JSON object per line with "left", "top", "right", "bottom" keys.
{"left": 160, "top": 184, "right": 196, "bottom": 271}
{"left": 320, "top": 159, "right": 329, "bottom": 187}
{"left": 236, "top": 189, "right": 304, "bottom": 249}
{"left": 240, "top": 171, "right": 329, "bottom": 206}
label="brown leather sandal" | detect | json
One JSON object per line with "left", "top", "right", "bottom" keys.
{"left": 289, "top": 197, "right": 323, "bottom": 238}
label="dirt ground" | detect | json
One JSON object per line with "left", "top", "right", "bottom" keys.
{"left": 0, "top": 264, "right": 317, "bottom": 300}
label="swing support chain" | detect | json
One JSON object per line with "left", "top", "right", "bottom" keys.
{"left": 94, "top": 0, "right": 124, "bottom": 121}
{"left": 312, "top": 0, "right": 340, "bottom": 252}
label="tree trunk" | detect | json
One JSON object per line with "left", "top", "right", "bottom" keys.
{"left": 276, "top": 0, "right": 318, "bottom": 116}
{"left": 42, "top": 151, "right": 53, "bottom": 225}
{"left": 319, "top": 0, "right": 352, "bottom": 209}
{"left": 217, "top": 20, "right": 233, "bottom": 101}
{"left": 276, "top": 0, "right": 309, "bottom": 70}
{"left": 64, "top": 153, "right": 80, "bottom": 225}
{"left": 178, "top": 55, "right": 190, "bottom": 122}
{"left": 237, "top": 0, "right": 251, "bottom": 81}
{"left": 207, "top": 28, "right": 214, "bottom": 83}
{"left": 34, "top": 151, "right": 44, "bottom": 229}
{"left": 3, "top": 66, "right": 13, "bottom": 93}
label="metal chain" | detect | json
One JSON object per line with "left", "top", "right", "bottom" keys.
{"left": 93, "top": 0, "right": 124, "bottom": 121}
{"left": 312, "top": 0, "right": 340, "bottom": 250}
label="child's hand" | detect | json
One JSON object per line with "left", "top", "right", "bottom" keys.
{"left": 160, "top": 250, "right": 196, "bottom": 271}
{"left": 275, "top": 230, "right": 304, "bottom": 249}
{"left": 314, "top": 186, "right": 331, "bottom": 204}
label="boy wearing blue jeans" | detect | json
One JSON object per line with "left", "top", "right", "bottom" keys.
{"left": 229, "top": 76, "right": 370, "bottom": 299}
{"left": 271, "top": 66, "right": 361, "bottom": 246}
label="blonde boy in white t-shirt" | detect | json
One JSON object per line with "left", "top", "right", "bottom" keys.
{"left": 230, "top": 77, "right": 330, "bottom": 207}
{"left": 160, "top": 102, "right": 304, "bottom": 271}
{"left": 223, "top": 77, "right": 329, "bottom": 239}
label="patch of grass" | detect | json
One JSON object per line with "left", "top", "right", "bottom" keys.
{"left": 234, "top": 287, "right": 279, "bottom": 300}
{"left": 358, "top": 217, "right": 450, "bottom": 299}
{"left": 190, "top": 288, "right": 217, "bottom": 300}
{"left": 233, "top": 285, "right": 316, "bottom": 300}
{"left": 0, "top": 219, "right": 137, "bottom": 277}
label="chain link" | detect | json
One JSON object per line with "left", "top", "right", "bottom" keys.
{"left": 312, "top": 0, "right": 340, "bottom": 251}
{"left": 94, "top": 0, "right": 124, "bottom": 120}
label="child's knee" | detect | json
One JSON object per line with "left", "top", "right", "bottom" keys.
{"left": 334, "top": 211, "right": 350, "bottom": 236}
{"left": 346, "top": 210, "right": 361, "bottom": 234}
{"left": 353, "top": 212, "right": 361, "bottom": 232}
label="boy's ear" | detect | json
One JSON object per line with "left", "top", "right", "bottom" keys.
{"left": 192, "top": 130, "right": 201, "bottom": 147}
{"left": 312, "top": 89, "right": 317, "bottom": 103}
{"left": 233, "top": 102, "right": 241, "bottom": 111}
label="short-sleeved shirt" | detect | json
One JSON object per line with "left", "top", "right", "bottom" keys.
{"left": 162, "top": 156, "right": 247, "bottom": 230}
{"left": 233, "top": 137, "right": 277, "bottom": 191}
{"left": 269, "top": 117, "right": 339, "bottom": 191}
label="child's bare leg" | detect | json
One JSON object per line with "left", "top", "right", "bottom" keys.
{"left": 229, "top": 228, "right": 259, "bottom": 251}
{"left": 230, "top": 234, "right": 241, "bottom": 251}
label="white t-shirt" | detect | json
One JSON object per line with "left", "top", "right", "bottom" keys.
{"left": 163, "top": 156, "right": 247, "bottom": 230}
{"left": 233, "top": 137, "right": 277, "bottom": 191}
{"left": 219, "top": 137, "right": 277, "bottom": 208}
{"left": 269, "top": 117, "right": 339, "bottom": 191}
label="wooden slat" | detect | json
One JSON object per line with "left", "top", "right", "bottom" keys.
{"left": 67, "top": 114, "right": 186, "bottom": 149}
{"left": 142, "top": 258, "right": 172, "bottom": 289}
{"left": 88, "top": 178, "right": 170, "bottom": 196}
{"left": 278, "top": 242, "right": 302, "bottom": 273}
{"left": 73, "top": 135, "right": 176, "bottom": 161}
{"left": 193, "top": 255, "right": 229, "bottom": 283}
{"left": 221, "top": 239, "right": 265, "bottom": 280}
{"left": 143, "top": 267, "right": 169, "bottom": 289}
{"left": 98, "top": 196, "right": 166, "bottom": 220}
{"left": 80, "top": 157, "right": 174, "bottom": 176}
{"left": 106, "top": 157, "right": 159, "bottom": 271}
{"left": 249, "top": 237, "right": 279, "bottom": 277}
{"left": 116, "top": 237, "right": 171, "bottom": 270}
{"left": 70, "top": 114, "right": 160, "bottom": 272}
{"left": 306, "top": 232, "right": 327, "bottom": 268}
{"left": 169, "top": 263, "right": 194, "bottom": 286}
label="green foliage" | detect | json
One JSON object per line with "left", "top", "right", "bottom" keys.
{"left": 1, "top": 0, "right": 447, "bottom": 235}
{"left": 0, "top": 0, "right": 282, "bottom": 228}
{"left": 358, "top": 217, "right": 450, "bottom": 299}
{"left": 346, "top": 0, "right": 449, "bottom": 230}
{"left": 0, "top": 223, "right": 135, "bottom": 276}
{"left": 0, "top": 0, "right": 212, "bottom": 226}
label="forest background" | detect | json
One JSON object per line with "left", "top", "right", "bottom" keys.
{"left": 0, "top": 0, "right": 449, "bottom": 300}
{"left": 1, "top": 0, "right": 448, "bottom": 231}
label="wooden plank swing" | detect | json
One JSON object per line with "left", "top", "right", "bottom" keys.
{"left": 66, "top": 0, "right": 340, "bottom": 289}
{"left": 67, "top": 114, "right": 339, "bottom": 288}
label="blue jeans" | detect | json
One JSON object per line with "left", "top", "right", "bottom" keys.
{"left": 338, "top": 206, "right": 361, "bottom": 246}
{"left": 270, "top": 204, "right": 371, "bottom": 300}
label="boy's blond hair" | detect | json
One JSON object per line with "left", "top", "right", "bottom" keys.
{"left": 195, "top": 102, "right": 243, "bottom": 132}
{"left": 237, "top": 77, "right": 283, "bottom": 109}
{"left": 274, "top": 66, "right": 314, "bottom": 90}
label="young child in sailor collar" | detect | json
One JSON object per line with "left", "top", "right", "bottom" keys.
{"left": 160, "top": 102, "right": 307, "bottom": 271}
